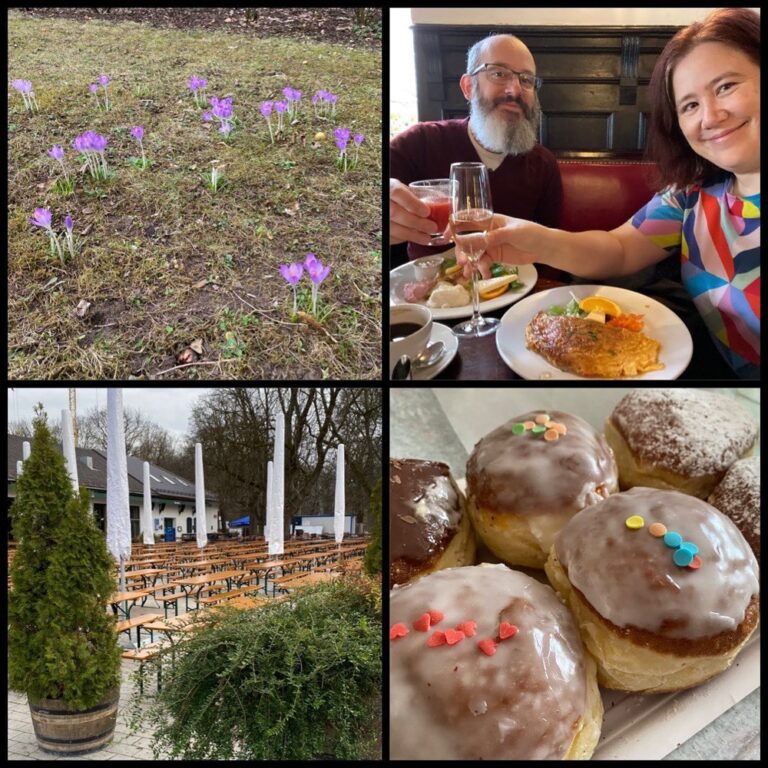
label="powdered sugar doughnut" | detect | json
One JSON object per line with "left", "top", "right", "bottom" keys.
{"left": 465, "top": 410, "right": 618, "bottom": 568}
{"left": 605, "top": 389, "right": 758, "bottom": 498}
{"left": 389, "top": 564, "right": 602, "bottom": 759}
{"left": 708, "top": 456, "right": 760, "bottom": 560}
{"left": 390, "top": 458, "right": 475, "bottom": 587}
{"left": 545, "top": 487, "right": 759, "bottom": 693}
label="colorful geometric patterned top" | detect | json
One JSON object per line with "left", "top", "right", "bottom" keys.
{"left": 630, "top": 180, "right": 760, "bottom": 379}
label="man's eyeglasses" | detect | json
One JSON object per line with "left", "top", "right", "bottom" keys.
{"left": 469, "top": 63, "right": 543, "bottom": 91}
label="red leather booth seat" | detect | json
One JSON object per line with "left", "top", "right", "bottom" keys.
{"left": 557, "top": 160, "right": 660, "bottom": 233}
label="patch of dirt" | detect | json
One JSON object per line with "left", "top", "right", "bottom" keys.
{"left": 15, "top": 7, "right": 382, "bottom": 50}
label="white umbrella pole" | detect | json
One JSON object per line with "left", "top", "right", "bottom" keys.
{"left": 142, "top": 461, "right": 154, "bottom": 546}
{"left": 334, "top": 444, "right": 345, "bottom": 545}
{"left": 265, "top": 461, "right": 273, "bottom": 541}
{"left": 61, "top": 409, "right": 79, "bottom": 494}
{"left": 106, "top": 388, "right": 131, "bottom": 592}
{"left": 195, "top": 443, "right": 208, "bottom": 549}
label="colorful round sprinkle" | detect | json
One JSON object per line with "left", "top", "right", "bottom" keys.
{"left": 625, "top": 515, "right": 645, "bottom": 530}
{"left": 687, "top": 555, "right": 702, "bottom": 570}
{"left": 531, "top": 425, "right": 546, "bottom": 434}
{"left": 544, "top": 428, "right": 560, "bottom": 441}
{"left": 663, "top": 531, "right": 683, "bottom": 548}
{"left": 512, "top": 423, "right": 526, "bottom": 435}
{"left": 535, "top": 414, "right": 550, "bottom": 425}
{"left": 679, "top": 541, "right": 699, "bottom": 556}
{"left": 648, "top": 522, "right": 667, "bottom": 538}
{"left": 673, "top": 548, "right": 694, "bottom": 567}
{"left": 523, "top": 421, "right": 535, "bottom": 430}
{"left": 551, "top": 422, "right": 567, "bottom": 435}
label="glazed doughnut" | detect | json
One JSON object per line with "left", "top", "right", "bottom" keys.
{"left": 389, "top": 564, "right": 602, "bottom": 760}
{"left": 465, "top": 410, "right": 618, "bottom": 568}
{"left": 605, "top": 389, "right": 758, "bottom": 499}
{"left": 708, "top": 456, "right": 760, "bottom": 560}
{"left": 390, "top": 458, "right": 475, "bottom": 587}
{"left": 545, "top": 487, "right": 759, "bottom": 694}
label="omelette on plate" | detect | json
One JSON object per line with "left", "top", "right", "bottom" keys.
{"left": 526, "top": 311, "right": 664, "bottom": 378}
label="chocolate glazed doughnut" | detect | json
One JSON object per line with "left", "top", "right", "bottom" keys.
{"left": 545, "top": 487, "right": 759, "bottom": 693}
{"left": 390, "top": 458, "right": 475, "bottom": 587}
{"left": 465, "top": 410, "right": 618, "bottom": 568}
{"left": 390, "top": 564, "right": 602, "bottom": 760}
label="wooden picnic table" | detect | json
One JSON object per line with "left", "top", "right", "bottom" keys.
{"left": 177, "top": 558, "right": 229, "bottom": 575}
{"left": 171, "top": 569, "right": 250, "bottom": 609}
{"left": 108, "top": 589, "right": 151, "bottom": 620}
{"left": 241, "top": 558, "right": 304, "bottom": 592}
{"left": 282, "top": 572, "right": 339, "bottom": 592}
{"left": 123, "top": 568, "right": 168, "bottom": 589}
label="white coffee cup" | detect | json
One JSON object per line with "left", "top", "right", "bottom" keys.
{"left": 390, "top": 304, "right": 433, "bottom": 376}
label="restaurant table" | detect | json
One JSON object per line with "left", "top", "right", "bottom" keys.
{"left": 171, "top": 569, "right": 249, "bottom": 609}
{"left": 108, "top": 589, "right": 151, "bottom": 620}
{"left": 390, "top": 388, "right": 760, "bottom": 760}
{"left": 405, "top": 276, "right": 742, "bottom": 382}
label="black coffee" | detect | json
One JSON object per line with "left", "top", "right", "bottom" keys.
{"left": 390, "top": 322, "right": 423, "bottom": 341}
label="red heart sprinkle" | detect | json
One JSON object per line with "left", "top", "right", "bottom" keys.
{"left": 413, "top": 613, "right": 431, "bottom": 632}
{"left": 499, "top": 622, "right": 518, "bottom": 640}
{"left": 478, "top": 639, "right": 497, "bottom": 656}
{"left": 427, "top": 630, "right": 447, "bottom": 647}
{"left": 428, "top": 609, "right": 444, "bottom": 625}
{"left": 456, "top": 620, "right": 477, "bottom": 637}
{"left": 444, "top": 628, "right": 465, "bottom": 645}
{"left": 390, "top": 623, "right": 408, "bottom": 640}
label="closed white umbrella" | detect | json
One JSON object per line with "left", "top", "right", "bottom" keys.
{"left": 61, "top": 409, "right": 79, "bottom": 494}
{"left": 195, "top": 443, "right": 208, "bottom": 549}
{"left": 106, "top": 389, "right": 132, "bottom": 593}
{"left": 22, "top": 441, "right": 31, "bottom": 461}
{"left": 334, "top": 444, "right": 345, "bottom": 545}
{"left": 269, "top": 413, "right": 284, "bottom": 557}
{"left": 265, "top": 460, "right": 273, "bottom": 541}
{"left": 16, "top": 460, "right": 24, "bottom": 477}
{"left": 142, "top": 461, "right": 154, "bottom": 546}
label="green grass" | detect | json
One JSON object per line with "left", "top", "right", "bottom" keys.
{"left": 8, "top": 13, "right": 382, "bottom": 379}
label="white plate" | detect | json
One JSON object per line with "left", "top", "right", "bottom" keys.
{"left": 495, "top": 284, "right": 693, "bottom": 380}
{"left": 412, "top": 322, "right": 458, "bottom": 380}
{"left": 389, "top": 248, "right": 538, "bottom": 320}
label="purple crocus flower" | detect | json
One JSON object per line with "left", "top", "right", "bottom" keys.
{"left": 64, "top": 214, "right": 73, "bottom": 232}
{"left": 89, "top": 83, "right": 99, "bottom": 94}
{"left": 259, "top": 101, "right": 273, "bottom": 118}
{"left": 354, "top": 133, "right": 364, "bottom": 146}
{"left": 48, "top": 145, "right": 64, "bottom": 161}
{"left": 12, "top": 79, "right": 33, "bottom": 94}
{"left": 211, "top": 97, "right": 233, "bottom": 120}
{"left": 280, "top": 263, "right": 304, "bottom": 285}
{"left": 335, "top": 138, "right": 348, "bottom": 151}
{"left": 307, "top": 259, "right": 331, "bottom": 285}
{"left": 202, "top": 111, "right": 212, "bottom": 122}
{"left": 219, "top": 123, "right": 232, "bottom": 135}
{"left": 305, "top": 252, "right": 318, "bottom": 269}
{"left": 274, "top": 101, "right": 288, "bottom": 114}
{"left": 29, "top": 208, "right": 53, "bottom": 230}
{"left": 188, "top": 75, "right": 201, "bottom": 91}
{"left": 98, "top": 74, "right": 110, "bottom": 86}
{"left": 130, "top": 125, "right": 144, "bottom": 141}
{"left": 334, "top": 127, "right": 351, "bottom": 142}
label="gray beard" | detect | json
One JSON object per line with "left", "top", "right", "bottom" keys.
{"left": 468, "top": 91, "right": 540, "bottom": 156}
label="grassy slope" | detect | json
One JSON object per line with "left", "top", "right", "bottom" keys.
{"left": 8, "top": 13, "right": 381, "bottom": 380}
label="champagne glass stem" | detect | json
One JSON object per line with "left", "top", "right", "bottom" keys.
{"left": 469, "top": 256, "right": 483, "bottom": 327}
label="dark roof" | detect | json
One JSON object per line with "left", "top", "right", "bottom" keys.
{"left": 7, "top": 435, "right": 216, "bottom": 502}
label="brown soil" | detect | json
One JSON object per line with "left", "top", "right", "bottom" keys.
{"left": 14, "top": 7, "right": 382, "bottom": 50}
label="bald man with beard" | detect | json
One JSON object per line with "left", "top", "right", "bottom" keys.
{"left": 390, "top": 34, "right": 563, "bottom": 275}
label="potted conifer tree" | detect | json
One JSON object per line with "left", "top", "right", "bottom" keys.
{"left": 9, "top": 409, "right": 122, "bottom": 754}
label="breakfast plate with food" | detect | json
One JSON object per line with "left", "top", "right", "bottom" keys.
{"left": 390, "top": 248, "right": 538, "bottom": 320}
{"left": 495, "top": 285, "right": 693, "bottom": 379}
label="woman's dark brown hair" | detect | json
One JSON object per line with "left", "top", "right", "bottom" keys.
{"left": 646, "top": 7, "right": 760, "bottom": 190}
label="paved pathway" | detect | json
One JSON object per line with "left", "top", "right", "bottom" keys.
{"left": 7, "top": 660, "right": 170, "bottom": 761}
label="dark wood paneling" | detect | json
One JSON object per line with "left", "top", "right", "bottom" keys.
{"left": 412, "top": 25, "right": 681, "bottom": 159}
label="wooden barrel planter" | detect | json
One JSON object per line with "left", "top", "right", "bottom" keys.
{"left": 27, "top": 686, "right": 120, "bottom": 754}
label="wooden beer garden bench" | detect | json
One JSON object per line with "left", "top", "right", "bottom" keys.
{"left": 115, "top": 612, "right": 163, "bottom": 647}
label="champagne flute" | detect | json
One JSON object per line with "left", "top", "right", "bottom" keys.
{"left": 449, "top": 162, "right": 499, "bottom": 337}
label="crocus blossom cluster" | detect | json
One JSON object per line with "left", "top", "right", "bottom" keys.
{"left": 282, "top": 86, "right": 302, "bottom": 120}
{"left": 29, "top": 208, "right": 76, "bottom": 263}
{"left": 12, "top": 79, "right": 38, "bottom": 112}
{"left": 73, "top": 131, "right": 109, "bottom": 180}
{"left": 311, "top": 89, "right": 337, "bottom": 119}
{"left": 202, "top": 96, "right": 234, "bottom": 136}
{"left": 188, "top": 75, "right": 208, "bottom": 107}
{"left": 333, "top": 128, "right": 364, "bottom": 171}
{"left": 279, "top": 253, "right": 331, "bottom": 316}
{"left": 47, "top": 144, "right": 70, "bottom": 182}
{"left": 91, "top": 74, "right": 111, "bottom": 111}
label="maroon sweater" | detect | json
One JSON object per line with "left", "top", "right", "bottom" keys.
{"left": 390, "top": 118, "right": 563, "bottom": 264}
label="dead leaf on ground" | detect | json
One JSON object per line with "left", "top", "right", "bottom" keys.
{"left": 81, "top": 224, "right": 93, "bottom": 236}
{"left": 190, "top": 338, "right": 204, "bottom": 354}
{"left": 283, "top": 201, "right": 300, "bottom": 216}
{"left": 75, "top": 299, "right": 92, "bottom": 318}
{"left": 192, "top": 278, "right": 209, "bottom": 290}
